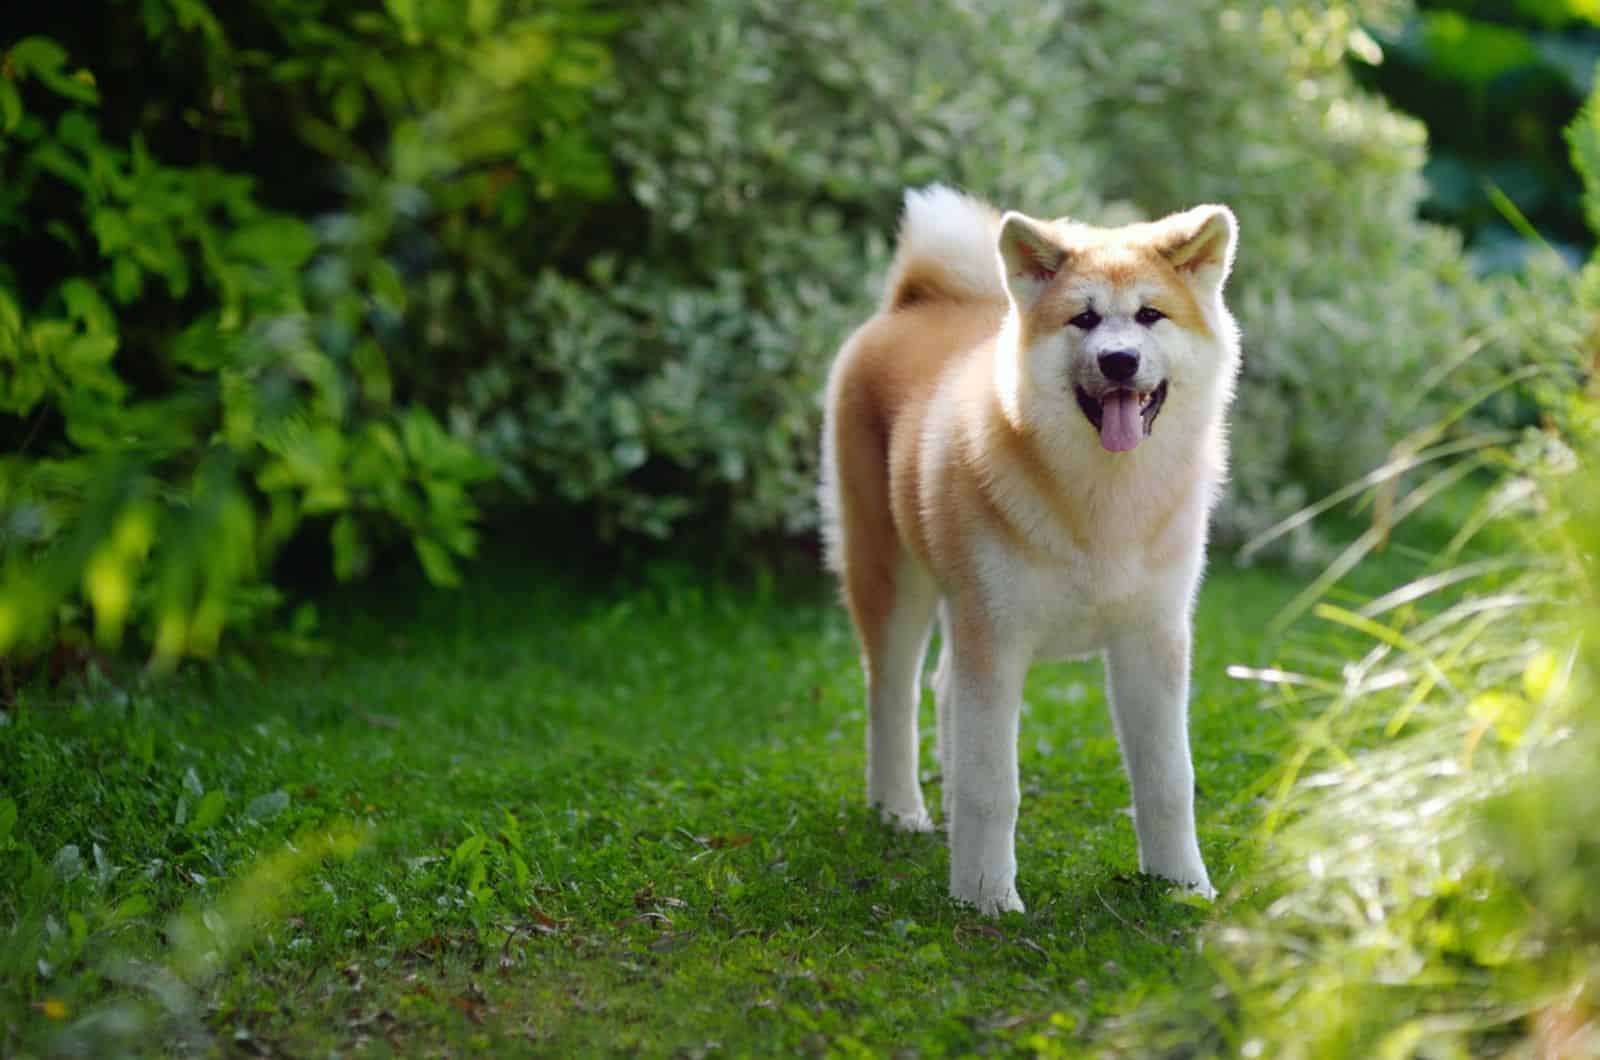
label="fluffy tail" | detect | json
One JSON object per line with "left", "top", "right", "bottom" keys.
{"left": 881, "top": 185, "right": 1006, "bottom": 312}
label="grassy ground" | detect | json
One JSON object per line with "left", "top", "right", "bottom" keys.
{"left": 4, "top": 548, "right": 1323, "bottom": 1056}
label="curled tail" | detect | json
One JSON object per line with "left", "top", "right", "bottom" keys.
{"left": 881, "top": 185, "right": 1006, "bottom": 312}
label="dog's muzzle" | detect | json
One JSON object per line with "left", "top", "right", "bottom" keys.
{"left": 1074, "top": 380, "right": 1169, "bottom": 453}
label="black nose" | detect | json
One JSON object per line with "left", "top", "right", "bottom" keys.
{"left": 1098, "top": 350, "right": 1139, "bottom": 382}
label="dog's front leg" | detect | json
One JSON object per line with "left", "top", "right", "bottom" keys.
{"left": 946, "top": 632, "right": 1028, "bottom": 916}
{"left": 1105, "top": 622, "right": 1214, "bottom": 896}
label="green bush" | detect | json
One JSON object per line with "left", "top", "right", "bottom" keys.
{"left": 1, "top": 0, "right": 1576, "bottom": 663}
{"left": 450, "top": 0, "right": 1107, "bottom": 538}
{"left": 1354, "top": 0, "right": 1597, "bottom": 269}
{"left": 0, "top": 1, "right": 621, "bottom": 664}
{"left": 451, "top": 0, "right": 1517, "bottom": 554}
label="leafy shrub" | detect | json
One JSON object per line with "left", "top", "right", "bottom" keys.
{"left": 1354, "top": 0, "right": 1597, "bottom": 269}
{"left": 451, "top": 0, "right": 1108, "bottom": 538}
{"left": 0, "top": 1, "right": 621, "bottom": 664}
{"left": 2, "top": 0, "right": 1577, "bottom": 664}
{"left": 451, "top": 0, "right": 1518, "bottom": 553}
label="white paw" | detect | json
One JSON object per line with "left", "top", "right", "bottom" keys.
{"left": 878, "top": 804, "right": 935, "bottom": 833}
{"left": 1174, "top": 877, "right": 1217, "bottom": 901}
{"left": 1144, "top": 862, "right": 1215, "bottom": 900}
{"left": 950, "top": 877, "right": 1025, "bottom": 917}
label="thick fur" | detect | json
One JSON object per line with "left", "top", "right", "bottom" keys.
{"left": 820, "top": 185, "right": 1240, "bottom": 915}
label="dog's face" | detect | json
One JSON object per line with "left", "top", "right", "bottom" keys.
{"left": 996, "top": 206, "right": 1238, "bottom": 453}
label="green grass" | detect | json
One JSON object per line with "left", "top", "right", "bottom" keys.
{"left": 3, "top": 552, "right": 1315, "bottom": 1056}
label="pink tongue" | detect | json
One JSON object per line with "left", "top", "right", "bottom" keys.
{"left": 1100, "top": 391, "right": 1143, "bottom": 452}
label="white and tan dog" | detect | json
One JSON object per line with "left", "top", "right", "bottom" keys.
{"left": 820, "top": 186, "right": 1240, "bottom": 915}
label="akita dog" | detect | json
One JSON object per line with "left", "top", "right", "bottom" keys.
{"left": 819, "top": 186, "right": 1239, "bottom": 915}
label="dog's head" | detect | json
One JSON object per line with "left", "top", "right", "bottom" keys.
{"left": 995, "top": 206, "right": 1239, "bottom": 453}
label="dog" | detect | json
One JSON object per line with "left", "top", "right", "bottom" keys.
{"left": 819, "top": 186, "right": 1240, "bottom": 915}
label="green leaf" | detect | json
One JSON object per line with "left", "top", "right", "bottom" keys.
{"left": 110, "top": 257, "right": 143, "bottom": 303}
{"left": 500, "top": 810, "right": 523, "bottom": 852}
{"left": 112, "top": 894, "right": 152, "bottom": 922}
{"left": 452, "top": 832, "right": 487, "bottom": 870}
{"left": 414, "top": 537, "right": 462, "bottom": 588}
{"left": 468, "top": 0, "right": 502, "bottom": 34}
{"left": 1567, "top": 76, "right": 1600, "bottom": 237}
{"left": 368, "top": 260, "right": 407, "bottom": 314}
{"left": 0, "top": 81, "right": 21, "bottom": 133}
{"left": 0, "top": 798, "right": 16, "bottom": 844}
{"left": 189, "top": 789, "right": 227, "bottom": 832}
{"left": 36, "top": 67, "right": 99, "bottom": 105}
{"left": 385, "top": 0, "right": 422, "bottom": 39}
{"left": 331, "top": 515, "right": 371, "bottom": 582}
{"left": 1418, "top": 12, "right": 1538, "bottom": 85}
{"left": 6, "top": 36, "right": 69, "bottom": 79}
{"left": 332, "top": 80, "right": 365, "bottom": 130}
{"left": 7, "top": 37, "right": 98, "bottom": 104}
{"left": 225, "top": 219, "right": 317, "bottom": 269}
{"left": 59, "top": 278, "right": 115, "bottom": 334}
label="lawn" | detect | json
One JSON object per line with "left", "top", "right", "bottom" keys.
{"left": 5, "top": 547, "right": 1326, "bottom": 1057}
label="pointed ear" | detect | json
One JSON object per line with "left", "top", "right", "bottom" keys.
{"left": 997, "top": 212, "right": 1067, "bottom": 307}
{"left": 1155, "top": 205, "right": 1237, "bottom": 294}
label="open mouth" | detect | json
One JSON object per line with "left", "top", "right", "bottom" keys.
{"left": 1074, "top": 380, "right": 1169, "bottom": 453}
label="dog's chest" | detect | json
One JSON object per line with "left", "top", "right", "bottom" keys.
{"left": 974, "top": 497, "right": 1199, "bottom": 660}
{"left": 1023, "top": 551, "right": 1163, "bottom": 658}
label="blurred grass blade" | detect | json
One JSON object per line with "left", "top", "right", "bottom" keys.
{"left": 1268, "top": 457, "right": 1486, "bottom": 633}
{"left": 1240, "top": 432, "right": 1514, "bottom": 564}
{"left": 1358, "top": 558, "right": 1524, "bottom": 618}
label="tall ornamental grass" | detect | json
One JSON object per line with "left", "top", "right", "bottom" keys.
{"left": 1106, "top": 85, "right": 1600, "bottom": 1059}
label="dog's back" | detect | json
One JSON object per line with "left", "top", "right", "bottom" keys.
{"left": 818, "top": 188, "right": 1005, "bottom": 645}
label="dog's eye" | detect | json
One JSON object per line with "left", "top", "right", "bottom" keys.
{"left": 1135, "top": 306, "right": 1165, "bottom": 326}
{"left": 1068, "top": 310, "right": 1100, "bottom": 330}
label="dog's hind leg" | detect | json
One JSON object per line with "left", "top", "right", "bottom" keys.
{"left": 856, "top": 555, "right": 937, "bottom": 832}
{"left": 931, "top": 602, "right": 955, "bottom": 825}
{"left": 828, "top": 392, "right": 936, "bottom": 832}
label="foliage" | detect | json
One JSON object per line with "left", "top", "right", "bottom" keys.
{"left": 1354, "top": 0, "right": 1600, "bottom": 269}
{"left": 452, "top": 0, "right": 1109, "bottom": 538}
{"left": 0, "top": 556, "right": 1300, "bottom": 1055}
{"left": 1571, "top": 66, "right": 1600, "bottom": 244}
{"left": 3, "top": 0, "right": 1583, "bottom": 662}
{"left": 0, "top": 1, "right": 621, "bottom": 663}
{"left": 450, "top": 0, "right": 1523, "bottom": 553}
{"left": 1159, "top": 434, "right": 1588, "bottom": 1058}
